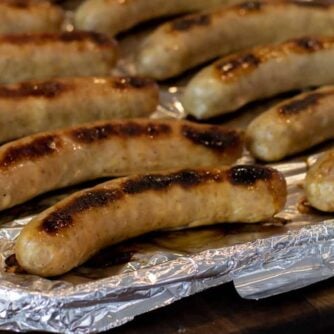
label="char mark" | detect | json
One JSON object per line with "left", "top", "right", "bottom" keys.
{"left": 112, "top": 77, "right": 154, "bottom": 89}
{"left": 279, "top": 92, "right": 325, "bottom": 115}
{"left": 41, "top": 189, "right": 123, "bottom": 233}
{"left": 71, "top": 122, "right": 171, "bottom": 143}
{"left": 0, "top": 135, "right": 61, "bottom": 168}
{"left": 0, "top": 81, "right": 67, "bottom": 99}
{"left": 290, "top": 1, "right": 329, "bottom": 8}
{"left": 228, "top": 165, "right": 273, "bottom": 186}
{"left": 292, "top": 37, "right": 324, "bottom": 52}
{"left": 171, "top": 14, "right": 211, "bottom": 31}
{"left": 1, "top": 31, "right": 114, "bottom": 46}
{"left": 122, "top": 169, "right": 223, "bottom": 194}
{"left": 41, "top": 169, "right": 224, "bottom": 234}
{"left": 216, "top": 53, "right": 260, "bottom": 78}
{"left": 182, "top": 125, "right": 241, "bottom": 152}
{"left": 237, "top": 1, "right": 263, "bottom": 11}
{"left": 4, "top": 0, "right": 30, "bottom": 8}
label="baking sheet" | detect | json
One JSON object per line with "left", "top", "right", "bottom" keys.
{"left": 1, "top": 0, "right": 334, "bottom": 332}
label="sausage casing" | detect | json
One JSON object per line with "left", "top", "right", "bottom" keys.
{"left": 0, "top": 31, "right": 118, "bottom": 84}
{"left": 0, "top": 76, "right": 159, "bottom": 143}
{"left": 305, "top": 151, "right": 334, "bottom": 212}
{"left": 0, "top": 119, "right": 243, "bottom": 211}
{"left": 75, "top": 0, "right": 240, "bottom": 37}
{"left": 16, "top": 165, "right": 287, "bottom": 276}
{"left": 246, "top": 86, "right": 334, "bottom": 161}
{"left": 136, "top": 0, "right": 334, "bottom": 80}
{"left": 183, "top": 36, "right": 334, "bottom": 119}
{"left": 0, "top": 0, "right": 64, "bottom": 34}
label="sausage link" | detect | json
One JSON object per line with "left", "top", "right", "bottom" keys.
{"left": 246, "top": 86, "right": 334, "bottom": 161}
{"left": 0, "top": 31, "right": 118, "bottom": 84}
{"left": 75, "top": 0, "right": 239, "bottom": 37}
{"left": 16, "top": 165, "right": 286, "bottom": 276}
{"left": 0, "top": 76, "right": 159, "bottom": 143}
{"left": 136, "top": 0, "right": 334, "bottom": 80}
{"left": 183, "top": 36, "right": 334, "bottom": 119}
{"left": 0, "top": 119, "right": 243, "bottom": 211}
{"left": 0, "top": 0, "right": 64, "bottom": 34}
{"left": 305, "top": 150, "right": 334, "bottom": 212}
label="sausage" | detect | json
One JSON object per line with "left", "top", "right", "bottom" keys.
{"left": 15, "top": 165, "right": 287, "bottom": 276}
{"left": 305, "top": 150, "right": 334, "bottom": 212}
{"left": 246, "top": 86, "right": 334, "bottom": 161}
{"left": 0, "top": 76, "right": 159, "bottom": 143}
{"left": 136, "top": 0, "right": 334, "bottom": 80}
{"left": 0, "top": 119, "right": 243, "bottom": 211}
{"left": 183, "top": 36, "right": 334, "bottom": 119}
{"left": 0, "top": 0, "right": 64, "bottom": 34}
{"left": 75, "top": 0, "right": 240, "bottom": 37}
{"left": 0, "top": 31, "right": 118, "bottom": 84}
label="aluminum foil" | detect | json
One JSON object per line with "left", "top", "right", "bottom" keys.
{"left": 1, "top": 0, "right": 334, "bottom": 332}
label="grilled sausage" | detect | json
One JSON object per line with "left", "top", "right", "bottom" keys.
{"left": 16, "top": 165, "right": 286, "bottom": 276}
{"left": 183, "top": 36, "right": 334, "bottom": 119}
{"left": 246, "top": 86, "right": 334, "bottom": 161}
{"left": 0, "top": 76, "right": 159, "bottom": 143}
{"left": 0, "top": 119, "right": 243, "bottom": 211}
{"left": 75, "top": 0, "right": 240, "bottom": 37}
{"left": 0, "top": 0, "right": 64, "bottom": 34}
{"left": 305, "top": 150, "right": 334, "bottom": 212}
{"left": 0, "top": 31, "right": 118, "bottom": 84}
{"left": 136, "top": 0, "right": 334, "bottom": 80}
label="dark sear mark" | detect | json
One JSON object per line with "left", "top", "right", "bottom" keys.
{"left": 182, "top": 125, "right": 241, "bottom": 152}
{"left": 0, "top": 135, "right": 61, "bottom": 168}
{"left": 71, "top": 122, "right": 171, "bottom": 143}
{"left": 41, "top": 169, "right": 224, "bottom": 234}
{"left": 228, "top": 165, "right": 273, "bottom": 186}
{"left": 171, "top": 14, "right": 211, "bottom": 31}
{"left": 216, "top": 53, "right": 260, "bottom": 78}
{"left": 4, "top": 0, "right": 30, "bottom": 8}
{"left": 278, "top": 92, "right": 326, "bottom": 116}
{"left": 290, "top": 1, "right": 329, "bottom": 8}
{"left": 122, "top": 170, "right": 223, "bottom": 194}
{"left": 41, "top": 189, "right": 123, "bottom": 233}
{"left": 0, "top": 81, "right": 67, "bottom": 99}
{"left": 292, "top": 37, "right": 324, "bottom": 52}
{"left": 4, "top": 254, "right": 25, "bottom": 274}
{"left": 0, "top": 31, "right": 114, "bottom": 47}
{"left": 112, "top": 77, "right": 154, "bottom": 89}
{"left": 237, "top": 1, "right": 263, "bottom": 11}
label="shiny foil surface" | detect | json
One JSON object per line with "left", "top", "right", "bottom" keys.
{"left": 1, "top": 0, "right": 334, "bottom": 332}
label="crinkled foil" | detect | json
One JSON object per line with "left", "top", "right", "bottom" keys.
{"left": 1, "top": 1, "right": 334, "bottom": 332}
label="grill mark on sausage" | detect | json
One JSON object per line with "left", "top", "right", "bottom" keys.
{"left": 290, "top": 1, "right": 330, "bottom": 9}
{"left": 171, "top": 14, "right": 211, "bottom": 31}
{"left": 0, "top": 135, "right": 61, "bottom": 168}
{"left": 41, "top": 189, "right": 123, "bottom": 233}
{"left": 112, "top": 77, "right": 155, "bottom": 89}
{"left": 228, "top": 165, "right": 274, "bottom": 186}
{"left": 278, "top": 92, "right": 326, "bottom": 116}
{"left": 40, "top": 169, "right": 225, "bottom": 234}
{"left": 2, "top": 0, "right": 31, "bottom": 8}
{"left": 0, "top": 31, "right": 114, "bottom": 46}
{"left": 182, "top": 125, "right": 241, "bottom": 152}
{"left": 292, "top": 37, "right": 324, "bottom": 52}
{"left": 0, "top": 81, "right": 67, "bottom": 98}
{"left": 122, "top": 170, "right": 224, "bottom": 194}
{"left": 216, "top": 53, "right": 261, "bottom": 79}
{"left": 237, "top": 1, "right": 264, "bottom": 11}
{"left": 71, "top": 122, "right": 172, "bottom": 143}
{"left": 40, "top": 164, "right": 276, "bottom": 234}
